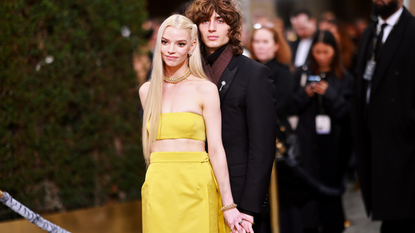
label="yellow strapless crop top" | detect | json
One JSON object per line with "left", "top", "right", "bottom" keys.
{"left": 147, "top": 112, "right": 206, "bottom": 141}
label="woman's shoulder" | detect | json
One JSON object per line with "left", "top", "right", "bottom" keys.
{"left": 138, "top": 81, "right": 151, "bottom": 107}
{"left": 267, "top": 59, "right": 291, "bottom": 73}
{"left": 275, "top": 60, "right": 291, "bottom": 71}
{"left": 342, "top": 70, "right": 354, "bottom": 84}
{"left": 190, "top": 77, "right": 217, "bottom": 95}
{"left": 184, "top": 76, "right": 217, "bottom": 97}
{"left": 344, "top": 70, "right": 354, "bottom": 80}
{"left": 292, "top": 65, "right": 306, "bottom": 77}
{"left": 139, "top": 81, "right": 150, "bottom": 95}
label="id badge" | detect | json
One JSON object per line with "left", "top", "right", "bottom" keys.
{"left": 363, "top": 60, "right": 376, "bottom": 81}
{"left": 316, "top": 114, "right": 331, "bottom": 134}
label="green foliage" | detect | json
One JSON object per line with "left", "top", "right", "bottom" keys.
{"left": 0, "top": 0, "right": 147, "bottom": 221}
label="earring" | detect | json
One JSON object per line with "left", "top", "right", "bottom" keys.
{"left": 188, "top": 51, "right": 193, "bottom": 57}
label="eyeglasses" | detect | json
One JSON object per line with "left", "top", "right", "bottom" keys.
{"left": 253, "top": 22, "right": 275, "bottom": 30}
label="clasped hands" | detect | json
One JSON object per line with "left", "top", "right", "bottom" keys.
{"left": 223, "top": 209, "right": 254, "bottom": 233}
{"left": 305, "top": 80, "right": 328, "bottom": 97}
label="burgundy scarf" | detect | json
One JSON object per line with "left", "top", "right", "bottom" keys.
{"left": 202, "top": 44, "right": 233, "bottom": 85}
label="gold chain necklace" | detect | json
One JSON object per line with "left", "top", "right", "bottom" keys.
{"left": 163, "top": 68, "right": 191, "bottom": 84}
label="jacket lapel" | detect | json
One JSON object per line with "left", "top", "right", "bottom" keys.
{"left": 218, "top": 66, "right": 238, "bottom": 101}
{"left": 290, "top": 39, "right": 300, "bottom": 63}
{"left": 371, "top": 8, "right": 409, "bottom": 96}
{"left": 354, "top": 23, "right": 375, "bottom": 106}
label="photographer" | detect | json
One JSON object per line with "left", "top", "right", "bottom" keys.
{"left": 290, "top": 30, "right": 353, "bottom": 233}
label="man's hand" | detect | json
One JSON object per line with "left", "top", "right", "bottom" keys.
{"left": 239, "top": 213, "right": 254, "bottom": 233}
{"left": 223, "top": 208, "right": 243, "bottom": 232}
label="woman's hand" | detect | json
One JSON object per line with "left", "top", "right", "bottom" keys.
{"left": 313, "top": 80, "right": 328, "bottom": 95}
{"left": 305, "top": 84, "right": 316, "bottom": 98}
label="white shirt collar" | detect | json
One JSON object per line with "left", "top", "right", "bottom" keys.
{"left": 378, "top": 7, "right": 403, "bottom": 27}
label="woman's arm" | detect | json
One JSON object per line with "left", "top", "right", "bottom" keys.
{"left": 199, "top": 81, "right": 247, "bottom": 232}
{"left": 138, "top": 82, "right": 150, "bottom": 109}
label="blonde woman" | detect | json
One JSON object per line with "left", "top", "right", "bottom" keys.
{"left": 139, "top": 15, "right": 248, "bottom": 233}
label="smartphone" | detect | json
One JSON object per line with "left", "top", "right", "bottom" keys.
{"left": 307, "top": 75, "right": 321, "bottom": 82}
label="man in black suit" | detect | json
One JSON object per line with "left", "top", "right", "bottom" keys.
{"left": 289, "top": 9, "right": 317, "bottom": 67}
{"left": 186, "top": 0, "right": 277, "bottom": 232}
{"left": 352, "top": 0, "right": 415, "bottom": 232}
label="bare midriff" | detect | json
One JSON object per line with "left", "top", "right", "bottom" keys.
{"left": 152, "top": 139, "right": 206, "bottom": 152}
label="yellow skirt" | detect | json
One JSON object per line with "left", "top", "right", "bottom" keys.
{"left": 141, "top": 152, "right": 229, "bottom": 233}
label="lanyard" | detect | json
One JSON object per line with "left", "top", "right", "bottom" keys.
{"left": 318, "top": 72, "right": 326, "bottom": 114}
{"left": 364, "top": 18, "right": 400, "bottom": 83}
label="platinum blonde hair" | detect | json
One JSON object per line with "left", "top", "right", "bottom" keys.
{"left": 142, "top": 14, "right": 207, "bottom": 165}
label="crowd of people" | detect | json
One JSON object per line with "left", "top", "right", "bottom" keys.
{"left": 137, "top": 0, "right": 415, "bottom": 232}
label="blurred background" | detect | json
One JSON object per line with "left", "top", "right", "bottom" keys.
{"left": 1, "top": 0, "right": 147, "bottom": 228}
{"left": 1, "top": 0, "right": 415, "bottom": 232}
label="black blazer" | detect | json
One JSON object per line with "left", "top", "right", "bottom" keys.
{"left": 289, "top": 38, "right": 311, "bottom": 67}
{"left": 216, "top": 54, "right": 277, "bottom": 216}
{"left": 289, "top": 39, "right": 300, "bottom": 65}
{"left": 352, "top": 7, "right": 415, "bottom": 220}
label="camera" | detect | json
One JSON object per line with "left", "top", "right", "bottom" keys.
{"left": 307, "top": 75, "right": 321, "bottom": 82}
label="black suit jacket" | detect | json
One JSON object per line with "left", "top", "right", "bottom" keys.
{"left": 352, "top": 7, "right": 415, "bottom": 220}
{"left": 216, "top": 54, "right": 277, "bottom": 216}
{"left": 289, "top": 39, "right": 300, "bottom": 65}
{"left": 289, "top": 38, "right": 311, "bottom": 67}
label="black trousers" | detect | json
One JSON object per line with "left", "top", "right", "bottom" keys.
{"left": 258, "top": 212, "right": 270, "bottom": 233}
{"left": 381, "top": 219, "right": 415, "bottom": 233}
{"left": 253, "top": 214, "right": 263, "bottom": 232}
{"left": 300, "top": 197, "right": 345, "bottom": 233}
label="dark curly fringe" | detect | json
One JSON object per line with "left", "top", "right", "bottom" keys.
{"left": 185, "top": 0, "right": 243, "bottom": 56}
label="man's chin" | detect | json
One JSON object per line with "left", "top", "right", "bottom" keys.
{"left": 204, "top": 42, "right": 226, "bottom": 52}
{"left": 372, "top": 0, "right": 399, "bottom": 18}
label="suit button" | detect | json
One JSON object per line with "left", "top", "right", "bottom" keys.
{"left": 395, "top": 71, "right": 399, "bottom": 75}
{"left": 391, "top": 98, "right": 395, "bottom": 103}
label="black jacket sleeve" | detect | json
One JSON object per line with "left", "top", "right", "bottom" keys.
{"left": 238, "top": 65, "right": 277, "bottom": 214}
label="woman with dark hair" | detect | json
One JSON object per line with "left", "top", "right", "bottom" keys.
{"left": 248, "top": 22, "right": 293, "bottom": 134}
{"left": 319, "top": 18, "right": 357, "bottom": 73}
{"left": 290, "top": 30, "right": 353, "bottom": 233}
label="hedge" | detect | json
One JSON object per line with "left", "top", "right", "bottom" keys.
{"left": 0, "top": 0, "right": 147, "bottom": 221}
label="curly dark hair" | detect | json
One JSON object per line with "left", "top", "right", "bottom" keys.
{"left": 185, "top": 0, "right": 243, "bottom": 56}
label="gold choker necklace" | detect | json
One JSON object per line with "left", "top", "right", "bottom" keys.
{"left": 163, "top": 69, "right": 191, "bottom": 83}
